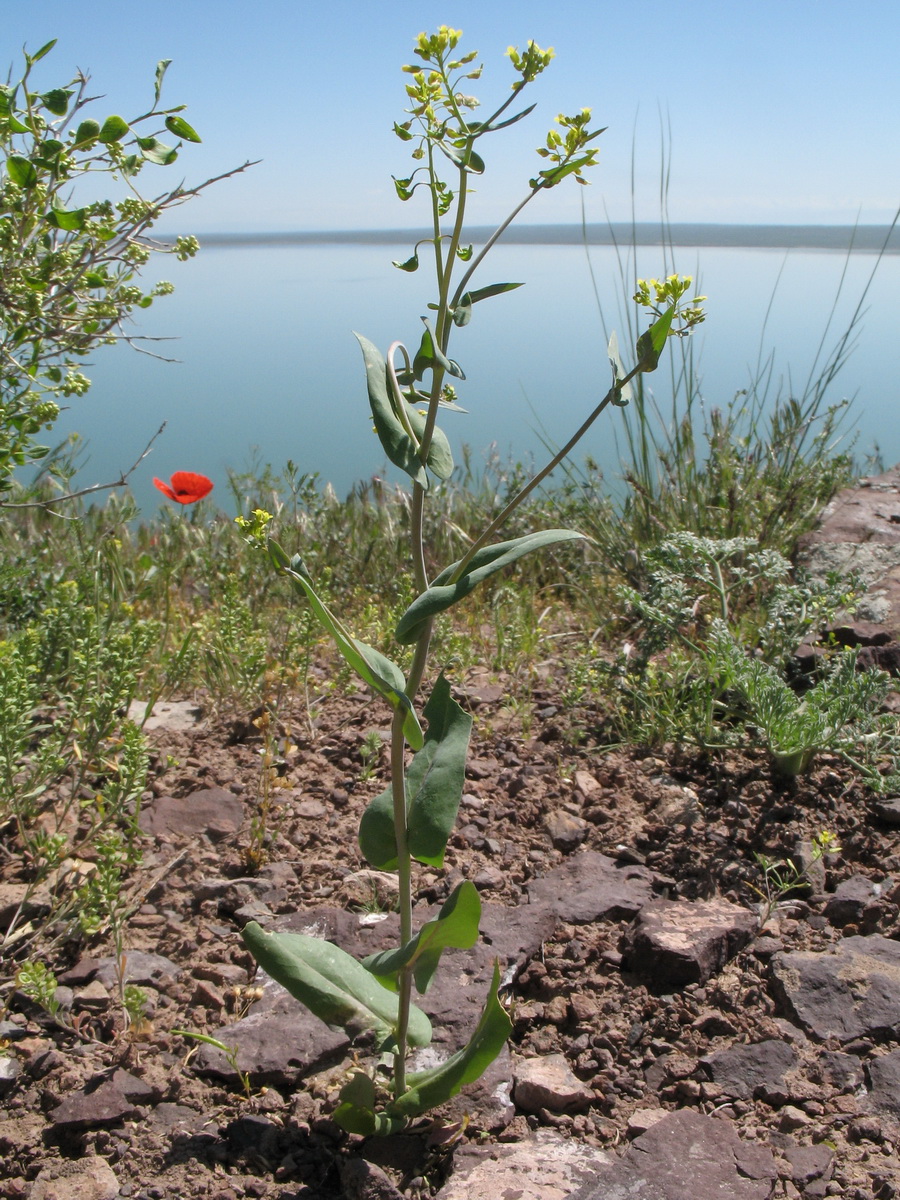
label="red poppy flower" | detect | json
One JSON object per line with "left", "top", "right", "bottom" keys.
{"left": 153, "top": 471, "right": 214, "bottom": 504}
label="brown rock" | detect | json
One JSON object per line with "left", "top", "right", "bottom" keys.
{"left": 771, "top": 934, "right": 900, "bottom": 1041}
{"left": 578, "top": 1108, "right": 778, "bottom": 1199}
{"left": 512, "top": 1053, "right": 594, "bottom": 1113}
{"left": 30, "top": 1157, "right": 120, "bottom": 1200}
{"left": 139, "top": 786, "right": 244, "bottom": 841}
{"left": 50, "top": 1080, "right": 139, "bottom": 1133}
{"left": 621, "top": 897, "right": 758, "bottom": 989}
{"left": 527, "top": 851, "right": 655, "bottom": 925}
{"left": 543, "top": 809, "right": 589, "bottom": 853}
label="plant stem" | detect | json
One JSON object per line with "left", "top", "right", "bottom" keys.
{"left": 389, "top": 705, "right": 412, "bottom": 1097}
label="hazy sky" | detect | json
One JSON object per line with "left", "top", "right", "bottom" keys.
{"left": 5, "top": 0, "right": 900, "bottom": 232}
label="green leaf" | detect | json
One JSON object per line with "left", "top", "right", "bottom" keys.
{"left": 98, "top": 115, "right": 130, "bottom": 144}
{"left": 452, "top": 282, "right": 523, "bottom": 328}
{"left": 45, "top": 206, "right": 87, "bottom": 231}
{"left": 29, "top": 40, "right": 57, "bottom": 64}
{"left": 392, "top": 250, "right": 419, "bottom": 271}
{"left": 355, "top": 332, "right": 452, "bottom": 486}
{"left": 363, "top": 881, "right": 481, "bottom": 994}
{"left": 405, "top": 678, "right": 472, "bottom": 865}
{"left": 481, "top": 103, "right": 536, "bottom": 132}
{"left": 7, "top": 113, "right": 30, "bottom": 134}
{"left": 360, "top": 674, "right": 473, "bottom": 871}
{"left": 268, "top": 540, "right": 423, "bottom": 750}
{"left": 241, "top": 921, "right": 432, "bottom": 1052}
{"left": 154, "top": 59, "right": 172, "bottom": 105}
{"left": 412, "top": 320, "right": 465, "bottom": 382}
{"left": 37, "top": 139, "right": 65, "bottom": 161}
{"left": 356, "top": 332, "right": 427, "bottom": 488}
{"left": 333, "top": 1071, "right": 408, "bottom": 1136}
{"left": 165, "top": 114, "right": 201, "bottom": 142}
{"left": 74, "top": 119, "right": 101, "bottom": 145}
{"left": 635, "top": 304, "right": 675, "bottom": 372}
{"left": 137, "top": 136, "right": 178, "bottom": 166}
{"left": 439, "top": 143, "right": 485, "bottom": 174}
{"left": 393, "top": 121, "right": 414, "bottom": 142}
{"left": 406, "top": 404, "right": 454, "bottom": 481}
{"left": 387, "top": 962, "right": 511, "bottom": 1120}
{"left": 607, "top": 331, "right": 633, "bottom": 407}
{"left": 395, "top": 529, "right": 587, "bottom": 644}
{"left": 40, "top": 89, "right": 72, "bottom": 116}
{"left": 7, "top": 156, "right": 38, "bottom": 188}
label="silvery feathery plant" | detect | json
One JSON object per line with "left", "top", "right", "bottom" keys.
{"left": 238, "top": 27, "right": 703, "bottom": 1135}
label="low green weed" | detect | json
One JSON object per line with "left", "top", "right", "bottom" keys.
{"left": 603, "top": 531, "right": 898, "bottom": 787}
{"left": 751, "top": 830, "right": 842, "bottom": 928}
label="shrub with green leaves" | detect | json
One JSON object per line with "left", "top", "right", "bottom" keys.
{"left": 239, "top": 26, "right": 702, "bottom": 1135}
{"left": 0, "top": 40, "right": 250, "bottom": 498}
{"left": 604, "top": 531, "right": 898, "bottom": 786}
{"left": 0, "top": 576, "right": 153, "bottom": 957}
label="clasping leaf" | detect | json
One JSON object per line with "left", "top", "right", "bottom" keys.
{"left": 395, "top": 529, "right": 587, "bottom": 644}
{"left": 241, "top": 921, "right": 432, "bottom": 1052}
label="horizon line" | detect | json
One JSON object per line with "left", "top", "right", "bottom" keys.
{"left": 158, "top": 221, "right": 900, "bottom": 253}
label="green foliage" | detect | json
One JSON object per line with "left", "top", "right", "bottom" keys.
{"left": 0, "top": 42, "right": 248, "bottom": 497}
{"left": 711, "top": 624, "right": 899, "bottom": 786}
{"left": 751, "top": 830, "right": 841, "bottom": 928}
{"left": 0, "top": 557, "right": 152, "bottom": 958}
{"left": 15, "top": 960, "right": 60, "bottom": 1015}
{"left": 603, "top": 532, "right": 898, "bottom": 787}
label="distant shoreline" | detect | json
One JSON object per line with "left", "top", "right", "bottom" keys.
{"left": 162, "top": 223, "right": 900, "bottom": 254}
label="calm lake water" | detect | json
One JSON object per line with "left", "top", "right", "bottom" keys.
{"left": 53, "top": 236, "right": 900, "bottom": 518}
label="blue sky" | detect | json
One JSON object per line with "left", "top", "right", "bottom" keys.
{"left": 5, "top": 0, "right": 900, "bottom": 232}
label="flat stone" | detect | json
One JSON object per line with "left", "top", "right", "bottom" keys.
{"left": 867, "top": 1048, "right": 900, "bottom": 1117}
{"left": 512, "top": 1052, "right": 594, "bottom": 1113}
{"left": 824, "top": 874, "right": 890, "bottom": 929}
{"left": 193, "top": 972, "right": 349, "bottom": 1087}
{"left": 109, "top": 1067, "right": 159, "bottom": 1104}
{"left": 29, "top": 1157, "right": 120, "bottom": 1200}
{"left": 338, "top": 869, "right": 400, "bottom": 910}
{"left": 437, "top": 1131, "right": 611, "bottom": 1200}
{"left": 572, "top": 770, "right": 603, "bottom": 801}
{"left": 0, "top": 880, "right": 50, "bottom": 929}
{"left": 626, "top": 1108, "right": 668, "bottom": 1136}
{"left": 341, "top": 1157, "right": 406, "bottom": 1200}
{"left": 73, "top": 978, "right": 111, "bottom": 1012}
{"left": 296, "top": 798, "right": 328, "bottom": 819}
{"left": 783, "top": 1144, "right": 833, "bottom": 1185}
{"left": 798, "top": 465, "right": 900, "bottom": 647}
{"left": 701, "top": 1038, "right": 799, "bottom": 1102}
{"left": 527, "top": 850, "right": 655, "bottom": 924}
{"left": 621, "top": 897, "right": 758, "bottom": 989}
{"left": 571, "top": 1109, "right": 778, "bottom": 1200}
{"left": 49, "top": 1080, "right": 139, "bottom": 1133}
{"left": 872, "top": 796, "right": 900, "bottom": 826}
{"left": 139, "top": 786, "right": 244, "bottom": 841}
{"left": 543, "top": 809, "right": 589, "bottom": 853}
{"left": 770, "top": 934, "right": 900, "bottom": 1041}
{"left": 819, "top": 1049, "right": 864, "bottom": 1091}
{"left": 94, "top": 951, "right": 182, "bottom": 990}
{"left": 127, "top": 697, "right": 201, "bottom": 731}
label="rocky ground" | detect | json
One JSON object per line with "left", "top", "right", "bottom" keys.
{"left": 3, "top": 469, "right": 900, "bottom": 1200}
